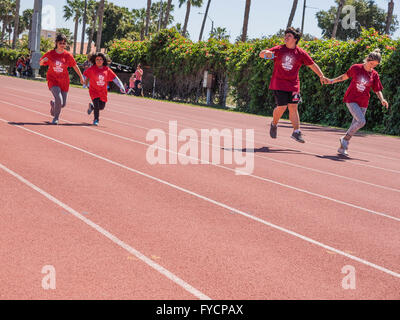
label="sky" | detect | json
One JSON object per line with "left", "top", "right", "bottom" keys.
{"left": 19, "top": 0, "right": 400, "bottom": 42}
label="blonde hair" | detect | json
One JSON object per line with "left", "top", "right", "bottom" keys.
{"left": 364, "top": 48, "right": 382, "bottom": 63}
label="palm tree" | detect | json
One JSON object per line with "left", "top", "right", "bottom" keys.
{"left": 241, "top": 0, "right": 251, "bottom": 42}
{"left": 145, "top": 0, "right": 151, "bottom": 37}
{"left": 96, "top": 0, "right": 105, "bottom": 51}
{"left": 86, "top": 0, "right": 98, "bottom": 54}
{"left": 80, "top": 0, "right": 87, "bottom": 54}
{"left": 163, "top": 0, "right": 173, "bottom": 29}
{"left": 63, "top": 0, "right": 84, "bottom": 55}
{"left": 133, "top": 8, "right": 147, "bottom": 40}
{"left": 199, "top": 0, "right": 211, "bottom": 41}
{"left": 286, "top": 0, "right": 298, "bottom": 29}
{"left": 209, "top": 27, "right": 229, "bottom": 41}
{"left": 385, "top": 0, "right": 395, "bottom": 34}
{"left": 332, "top": 0, "right": 345, "bottom": 39}
{"left": 179, "top": 0, "right": 203, "bottom": 37}
{"left": 0, "top": 0, "right": 15, "bottom": 44}
{"left": 12, "top": 0, "right": 20, "bottom": 49}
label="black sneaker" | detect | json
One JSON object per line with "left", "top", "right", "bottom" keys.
{"left": 88, "top": 103, "right": 94, "bottom": 115}
{"left": 270, "top": 123, "right": 277, "bottom": 139}
{"left": 291, "top": 131, "right": 305, "bottom": 143}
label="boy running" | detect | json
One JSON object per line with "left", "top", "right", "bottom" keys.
{"left": 259, "top": 27, "right": 328, "bottom": 143}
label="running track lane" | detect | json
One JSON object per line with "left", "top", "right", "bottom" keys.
{"left": 0, "top": 75, "right": 399, "bottom": 299}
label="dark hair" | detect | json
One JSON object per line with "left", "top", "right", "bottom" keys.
{"left": 54, "top": 33, "right": 68, "bottom": 49}
{"left": 365, "top": 48, "right": 382, "bottom": 63}
{"left": 90, "top": 52, "right": 110, "bottom": 66}
{"left": 285, "top": 27, "right": 302, "bottom": 45}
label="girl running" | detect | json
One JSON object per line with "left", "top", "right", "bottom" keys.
{"left": 84, "top": 52, "right": 126, "bottom": 126}
{"left": 39, "top": 34, "right": 84, "bottom": 125}
{"left": 327, "top": 49, "right": 389, "bottom": 156}
{"left": 259, "top": 27, "right": 328, "bottom": 143}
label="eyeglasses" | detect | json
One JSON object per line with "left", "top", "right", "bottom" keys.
{"left": 58, "top": 42, "right": 66, "bottom": 45}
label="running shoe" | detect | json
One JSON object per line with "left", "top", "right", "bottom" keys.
{"left": 50, "top": 101, "right": 55, "bottom": 116}
{"left": 87, "top": 103, "right": 94, "bottom": 115}
{"left": 291, "top": 131, "right": 305, "bottom": 143}
{"left": 270, "top": 123, "right": 277, "bottom": 139}
{"left": 93, "top": 119, "right": 99, "bottom": 126}
{"left": 51, "top": 117, "right": 58, "bottom": 125}
{"left": 337, "top": 147, "right": 349, "bottom": 156}
{"left": 340, "top": 137, "right": 349, "bottom": 150}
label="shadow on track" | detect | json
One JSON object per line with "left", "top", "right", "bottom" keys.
{"left": 315, "top": 154, "right": 369, "bottom": 162}
{"left": 8, "top": 121, "right": 92, "bottom": 127}
{"left": 223, "top": 146, "right": 302, "bottom": 154}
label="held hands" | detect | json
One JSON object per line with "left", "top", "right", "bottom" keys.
{"left": 320, "top": 76, "right": 334, "bottom": 85}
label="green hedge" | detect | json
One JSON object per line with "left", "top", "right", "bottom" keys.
{"left": 1, "top": 28, "right": 400, "bottom": 135}
{"left": 107, "top": 28, "right": 400, "bottom": 135}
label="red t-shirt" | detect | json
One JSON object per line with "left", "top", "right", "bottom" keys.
{"left": 343, "top": 64, "right": 383, "bottom": 109}
{"left": 268, "top": 45, "right": 314, "bottom": 92}
{"left": 135, "top": 69, "right": 143, "bottom": 81}
{"left": 40, "top": 50, "right": 77, "bottom": 92}
{"left": 83, "top": 65, "right": 117, "bottom": 102}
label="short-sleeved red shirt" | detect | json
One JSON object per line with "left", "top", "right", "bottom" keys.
{"left": 40, "top": 50, "right": 77, "bottom": 92}
{"left": 268, "top": 45, "right": 314, "bottom": 92}
{"left": 343, "top": 64, "right": 383, "bottom": 109}
{"left": 135, "top": 69, "right": 143, "bottom": 81}
{"left": 84, "top": 65, "right": 117, "bottom": 102}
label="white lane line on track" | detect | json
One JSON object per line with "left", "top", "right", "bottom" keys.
{"left": 0, "top": 161, "right": 211, "bottom": 300}
{"left": 1, "top": 117, "right": 399, "bottom": 279}
{"left": 4, "top": 88, "right": 400, "bottom": 172}
{"left": 8, "top": 83, "right": 400, "bottom": 163}
{"left": 2, "top": 93, "right": 400, "bottom": 190}
{"left": 1, "top": 99, "right": 400, "bottom": 223}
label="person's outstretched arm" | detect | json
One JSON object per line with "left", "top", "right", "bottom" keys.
{"left": 72, "top": 65, "right": 85, "bottom": 85}
{"left": 376, "top": 91, "right": 389, "bottom": 109}
{"left": 113, "top": 77, "right": 126, "bottom": 93}
{"left": 307, "top": 63, "right": 329, "bottom": 85}
{"left": 259, "top": 49, "right": 274, "bottom": 59}
{"left": 327, "top": 73, "right": 349, "bottom": 84}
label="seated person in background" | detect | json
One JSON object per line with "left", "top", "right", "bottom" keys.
{"left": 135, "top": 81, "right": 144, "bottom": 97}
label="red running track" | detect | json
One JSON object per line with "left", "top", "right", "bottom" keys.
{"left": 0, "top": 75, "right": 399, "bottom": 299}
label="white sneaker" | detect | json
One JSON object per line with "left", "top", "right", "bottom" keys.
{"left": 337, "top": 147, "right": 348, "bottom": 156}
{"left": 340, "top": 137, "right": 349, "bottom": 150}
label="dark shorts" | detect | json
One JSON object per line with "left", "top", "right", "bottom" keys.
{"left": 92, "top": 97, "right": 106, "bottom": 110}
{"left": 273, "top": 90, "right": 302, "bottom": 106}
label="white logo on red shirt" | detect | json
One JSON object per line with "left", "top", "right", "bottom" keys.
{"left": 282, "top": 55, "right": 294, "bottom": 71}
{"left": 356, "top": 77, "right": 369, "bottom": 92}
{"left": 97, "top": 74, "right": 105, "bottom": 87}
{"left": 53, "top": 60, "right": 63, "bottom": 73}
